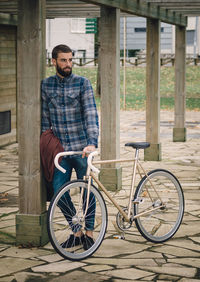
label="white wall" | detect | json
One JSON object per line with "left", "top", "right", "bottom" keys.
{"left": 46, "top": 18, "right": 95, "bottom": 59}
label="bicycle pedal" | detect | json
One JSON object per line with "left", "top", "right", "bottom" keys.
{"left": 113, "top": 235, "right": 125, "bottom": 240}
{"left": 133, "top": 197, "right": 144, "bottom": 204}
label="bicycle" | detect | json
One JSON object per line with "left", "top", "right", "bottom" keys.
{"left": 47, "top": 142, "right": 184, "bottom": 261}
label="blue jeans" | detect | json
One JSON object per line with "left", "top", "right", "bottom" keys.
{"left": 52, "top": 155, "right": 96, "bottom": 232}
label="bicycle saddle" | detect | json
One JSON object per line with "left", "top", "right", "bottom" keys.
{"left": 125, "top": 142, "right": 150, "bottom": 149}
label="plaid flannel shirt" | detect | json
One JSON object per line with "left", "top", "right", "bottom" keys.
{"left": 41, "top": 73, "right": 99, "bottom": 151}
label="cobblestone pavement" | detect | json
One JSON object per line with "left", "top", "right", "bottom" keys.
{"left": 0, "top": 110, "right": 200, "bottom": 282}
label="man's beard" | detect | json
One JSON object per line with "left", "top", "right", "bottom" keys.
{"left": 56, "top": 65, "right": 72, "bottom": 77}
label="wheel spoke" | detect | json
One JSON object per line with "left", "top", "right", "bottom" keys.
{"left": 134, "top": 169, "right": 184, "bottom": 243}
{"left": 47, "top": 181, "right": 107, "bottom": 261}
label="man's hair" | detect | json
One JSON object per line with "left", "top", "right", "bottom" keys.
{"left": 52, "top": 44, "right": 72, "bottom": 59}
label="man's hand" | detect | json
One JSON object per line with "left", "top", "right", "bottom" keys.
{"left": 82, "top": 145, "right": 96, "bottom": 158}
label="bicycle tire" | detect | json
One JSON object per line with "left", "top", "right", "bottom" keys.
{"left": 47, "top": 180, "right": 107, "bottom": 261}
{"left": 134, "top": 169, "right": 184, "bottom": 243}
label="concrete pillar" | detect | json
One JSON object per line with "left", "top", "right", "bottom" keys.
{"left": 99, "top": 7, "right": 122, "bottom": 190}
{"left": 144, "top": 18, "right": 161, "bottom": 161}
{"left": 16, "top": 0, "right": 48, "bottom": 246}
{"left": 173, "top": 25, "right": 186, "bottom": 142}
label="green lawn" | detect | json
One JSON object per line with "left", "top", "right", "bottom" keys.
{"left": 46, "top": 65, "right": 200, "bottom": 110}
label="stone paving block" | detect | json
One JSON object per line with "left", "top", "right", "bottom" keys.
{"left": 0, "top": 207, "right": 18, "bottom": 215}
{"left": 190, "top": 237, "right": 200, "bottom": 244}
{"left": 93, "top": 238, "right": 149, "bottom": 257}
{"left": 82, "top": 264, "right": 114, "bottom": 273}
{"left": 32, "top": 260, "right": 85, "bottom": 273}
{"left": 181, "top": 182, "right": 200, "bottom": 187}
{"left": 0, "top": 257, "right": 45, "bottom": 277}
{"left": 151, "top": 245, "right": 200, "bottom": 257}
{"left": 165, "top": 239, "right": 200, "bottom": 252}
{"left": 0, "top": 225, "right": 15, "bottom": 235}
{"left": 0, "top": 275, "right": 15, "bottom": 282}
{"left": 84, "top": 257, "right": 157, "bottom": 267}
{"left": 114, "top": 279, "right": 157, "bottom": 282}
{"left": 157, "top": 274, "right": 180, "bottom": 281}
{"left": 190, "top": 211, "right": 200, "bottom": 216}
{"left": 99, "top": 267, "right": 153, "bottom": 280}
{"left": 183, "top": 214, "right": 200, "bottom": 222}
{"left": 184, "top": 201, "right": 200, "bottom": 212}
{"left": 179, "top": 278, "right": 200, "bottom": 282}
{"left": 168, "top": 258, "right": 200, "bottom": 268}
{"left": 38, "top": 253, "right": 63, "bottom": 263}
{"left": 0, "top": 181, "right": 18, "bottom": 188}
{"left": 14, "top": 272, "right": 46, "bottom": 282}
{"left": 0, "top": 219, "right": 15, "bottom": 228}
{"left": 143, "top": 274, "right": 157, "bottom": 281}
{"left": 0, "top": 246, "right": 54, "bottom": 259}
{"left": 184, "top": 192, "right": 200, "bottom": 200}
{"left": 138, "top": 263, "right": 197, "bottom": 278}
{"left": 176, "top": 223, "right": 200, "bottom": 237}
{"left": 122, "top": 250, "right": 163, "bottom": 259}
{"left": 49, "top": 270, "right": 109, "bottom": 282}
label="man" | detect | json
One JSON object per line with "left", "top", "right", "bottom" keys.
{"left": 41, "top": 44, "right": 99, "bottom": 250}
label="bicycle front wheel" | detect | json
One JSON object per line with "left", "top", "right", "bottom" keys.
{"left": 134, "top": 169, "right": 184, "bottom": 243}
{"left": 47, "top": 180, "right": 107, "bottom": 261}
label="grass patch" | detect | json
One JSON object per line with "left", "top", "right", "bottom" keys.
{"left": 46, "top": 65, "right": 200, "bottom": 111}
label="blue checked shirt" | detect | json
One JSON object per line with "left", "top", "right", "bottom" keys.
{"left": 41, "top": 73, "right": 99, "bottom": 151}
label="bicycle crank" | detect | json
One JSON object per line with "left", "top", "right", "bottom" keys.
{"left": 116, "top": 207, "right": 133, "bottom": 231}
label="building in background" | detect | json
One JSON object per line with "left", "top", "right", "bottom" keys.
{"left": 186, "top": 17, "right": 200, "bottom": 56}
{"left": 120, "top": 16, "right": 200, "bottom": 57}
{"left": 120, "top": 17, "right": 173, "bottom": 56}
{"left": 46, "top": 18, "right": 95, "bottom": 63}
{"left": 46, "top": 16, "right": 200, "bottom": 62}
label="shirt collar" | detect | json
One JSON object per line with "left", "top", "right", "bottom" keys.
{"left": 55, "top": 73, "right": 73, "bottom": 83}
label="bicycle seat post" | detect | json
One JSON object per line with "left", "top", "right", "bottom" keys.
{"left": 135, "top": 148, "right": 140, "bottom": 161}
{"left": 127, "top": 148, "right": 140, "bottom": 219}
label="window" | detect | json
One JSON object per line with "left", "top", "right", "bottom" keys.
{"left": 134, "top": 27, "right": 164, "bottom": 32}
{"left": 71, "top": 18, "right": 85, "bottom": 33}
{"left": 0, "top": 111, "right": 11, "bottom": 135}
{"left": 135, "top": 27, "right": 146, "bottom": 33}
{"left": 186, "top": 30, "right": 195, "bottom": 46}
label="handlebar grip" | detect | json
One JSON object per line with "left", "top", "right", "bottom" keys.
{"left": 54, "top": 151, "right": 83, "bottom": 173}
{"left": 87, "top": 151, "right": 100, "bottom": 174}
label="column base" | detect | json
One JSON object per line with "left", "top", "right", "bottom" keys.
{"left": 144, "top": 143, "right": 161, "bottom": 161}
{"left": 16, "top": 212, "right": 49, "bottom": 247}
{"left": 173, "top": 127, "right": 186, "bottom": 142}
{"left": 99, "top": 167, "right": 122, "bottom": 191}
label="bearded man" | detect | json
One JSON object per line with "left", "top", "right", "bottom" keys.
{"left": 41, "top": 44, "right": 99, "bottom": 250}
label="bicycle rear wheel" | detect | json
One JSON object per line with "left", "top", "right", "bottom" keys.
{"left": 134, "top": 169, "right": 184, "bottom": 243}
{"left": 47, "top": 180, "right": 107, "bottom": 261}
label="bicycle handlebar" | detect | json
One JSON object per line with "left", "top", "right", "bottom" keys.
{"left": 54, "top": 151, "right": 82, "bottom": 173}
{"left": 54, "top": 150, "right": 100, "bottom": 174}
{"left": 87, "top": 151, "right": 100, "bottom": 174}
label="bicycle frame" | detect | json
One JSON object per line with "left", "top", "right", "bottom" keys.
{"left": 84, "top": 150, "right": 165, "bottom": 223}
{"left": 54, "top": 150, "right": 165, "bottom": 225}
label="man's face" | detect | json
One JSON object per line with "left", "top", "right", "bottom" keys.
{"left": 52, "top": 52, "right": 73, "bottom": 78}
